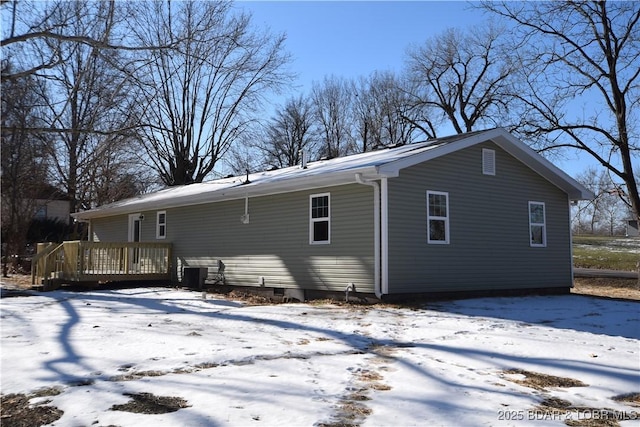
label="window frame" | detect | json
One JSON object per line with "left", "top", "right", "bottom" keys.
{"left": 156, "top": 210, "right": 167, "bottom": 239}
{"left": 309, "top": 193, "right": 331, "bottom": 245}
{"left": 426, "top": 190, "right": 450, "bottom": 245}
{"left": 528, "top": 201, "right": 546, "bottom": 247}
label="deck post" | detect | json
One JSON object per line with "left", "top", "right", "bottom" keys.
{"left": 78, "top": 242, "right": 86, "bottom": 280}
{"left": 124, "top": 246, "right": 129, "bottom": 275}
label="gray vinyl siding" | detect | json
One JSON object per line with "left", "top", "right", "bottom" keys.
{"left": 91, "top": 184, "right": 375, "bottom": 292}
{"left": 387, "top": 141, "right": 572, "bottom": 293}
{"left": 91, "top": 216, "right": 128, "bottom": 242}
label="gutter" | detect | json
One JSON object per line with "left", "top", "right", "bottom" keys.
{"left": 72, "top": 166, "right": 381, "bottom": 221}
{"left": 355, "top": 173, "right": 382, "bottom": 299}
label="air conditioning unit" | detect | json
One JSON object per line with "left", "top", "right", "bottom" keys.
{"left": 183, "top": 267, "right": 208, "bottom": 289}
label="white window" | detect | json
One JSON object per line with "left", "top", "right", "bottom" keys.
{"left": 427, "top": 191, "right": 449, "bottom": 244}
{"left": 310, "top": 193, "right": 330, "bottom": 244}
{"left": 34, "top": 205, "right": 47, "bottom": 220}
{"left": 156, "top": 211, "right": 167, "bottom": 239}
{"left": 528, "top": 202, "right": 546, "bottom": 247}
{"left": 482, "top": 148, "right": 496, "bottom": 175}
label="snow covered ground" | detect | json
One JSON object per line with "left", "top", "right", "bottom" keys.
{"left": 1, "top": 287, "right": 638, "bottom": 426}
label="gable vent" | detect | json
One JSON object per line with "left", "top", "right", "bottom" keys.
{"left": 482, "top": 148, "right": 496, "bottom": 176}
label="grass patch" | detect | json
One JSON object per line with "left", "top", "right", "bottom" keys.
{"left": 110, "top": 392, "right": 190, "bottom": 414}
{"left": 612, "top": 392, "right": 640, "bottom": 406}
{"left": 1, "top": 391, "right": 64, "bottom": 427}
{"left": 572, "top": 236, "right": 639, "bottom": 271}
{"left": 357, "top": 371, "right": 383, "bottom": 382}
{"left": 573, "top": 248, "right": 639, "bottom": 271}
{"left": 536, "top": 397, "right": 622, "bottom": 427}
{"left": 109, "top": 370, "right": 167, "bottom": 382}
{"left": 502, "top": 369, "right": 588, "bottom": 391}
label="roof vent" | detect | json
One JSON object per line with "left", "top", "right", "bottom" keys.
{"left": 386, "top": 142, "right": 405, "bottom": 149}
{"left": 300, "top": 151, "right": 308, "bottom": 169}
{"left": 482, "top": 148, "right": 496, "bottom": 176}
{"left": 242, "top": 169, "right": 251, "bottom": 185}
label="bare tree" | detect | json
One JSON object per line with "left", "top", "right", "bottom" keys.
{"left": 353, "top": 71, "right": 416, "bottom": 151}
{"left": 132, "top": 0, "right": 291, "bottom": 186}
{"left": 574, "top": 167, "right": 628, "bottom": 235}
{"left": 405, "top": 24, "right": 516, "bottom": 138}
{"left": 82, "top": 141, "right": 155, "bottom": 208}
{"left": 0, "top": 0, "right": 175, "bottom": 82}
{"left": 224, "top": 136, "right": 260, "bottom": 177}
{"left": 1, "top": 67, "right": 48, "bottom": 275}
{"left": 572, "top": 168, "right": 600, "bottom": 234}
{"left": 483, "top": 1, "right": 640, "bottom": 224}
{"left": 311, "top": 75, "right": 357, "bottom": 158}
{"left": 256, "top": 95, "right": 317, "bottom": 168}
{"left": 29, "top": 1, "right": 141, "bottom": 217}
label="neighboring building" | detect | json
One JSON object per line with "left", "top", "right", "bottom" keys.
{"left": 72, "top": 128, "right": 593, "bottom": 300}
{"left": 34, "top": 185, "right": 71, "bottom": 224}
{"left": 627, "top": 219, "right": 639, "bottom": 237}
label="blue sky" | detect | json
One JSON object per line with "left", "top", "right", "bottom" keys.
{"left": 239, "top": 1, "right": 486, "bottom": 93}
{"left": 236, "top": 1, "right": 598, "bottom": 179}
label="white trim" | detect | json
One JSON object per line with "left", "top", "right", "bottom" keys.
{"left": 528, "top": 201, "right": 547, "bottom": 247}
{"left": 355, "top": 174, "right": 381, "bottom": 298}
{"left": 156, "top": 211, "right": 167, "bottom": 239}
{"left": 381, "top": 178, "right": 389, "bottom": 295}
{"left": 309, "top": 193, "right": 331, "bottom": 245}
{"left": 427, "top": 191, "right": 450, "bottom": 244}
{"left": 74, "top": 169, "right": 377, "bottom": 220}
{"left": 567, "top": 196, "right": 576, "bottom": 288}
{"left": 128, "top": 213, "right": 142, "bottom": 243}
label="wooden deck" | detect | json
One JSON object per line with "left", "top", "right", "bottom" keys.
{"left": 32, "top": 241, "right": 172, "bottom": 289}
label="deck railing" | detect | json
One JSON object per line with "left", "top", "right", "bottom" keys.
{"left": 32, "top": 241, "right": 172, "bottom": 287}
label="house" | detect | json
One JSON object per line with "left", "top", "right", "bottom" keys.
{"left": 33, "top": 184, "right": 72, "bottom": 224}
{"left": 626, "top": 219, "right": 639, "bottom": 237}
{"left": 71, "top": 128, "right": 593, "bottom": 300}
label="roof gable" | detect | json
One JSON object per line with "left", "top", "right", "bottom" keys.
{"left": 377, "top": 128, "right": 592, "bottom": 200}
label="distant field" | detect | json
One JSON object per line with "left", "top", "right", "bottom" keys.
{"left": 572, "top": 235, "right": 640, "bottom": 271}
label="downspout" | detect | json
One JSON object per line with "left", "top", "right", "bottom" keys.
{"left": 242, "top": 194, "right": 250, "bottom": 224}
{"left": 568, "top": 196, "right": 576, "bottom": 289}
{"left": 355, "top": 173, "right": 382, "bottom": 299}
{"left": 381, "top": 177, "right": 389, "bottom": 295}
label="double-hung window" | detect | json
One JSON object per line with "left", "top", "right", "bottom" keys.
{"left": 427, "top": 191, "right": 449, "bottom": 244}
{"left": 528, "top": 201, "right": 546, "bottom": 247}
{"left": 156, "top": 211, "right": 167, "bottom": 239}
{"left": 310, "top": 193, "right": 330, "bottom": 244}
